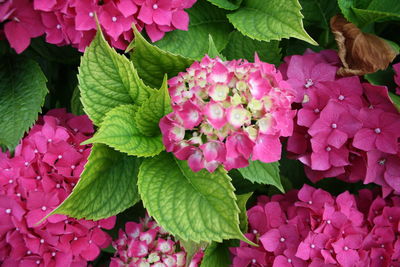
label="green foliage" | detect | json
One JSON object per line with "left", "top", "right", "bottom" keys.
{"left": 300, "top": 0, "right": 339, "bottom": 29}
{"left": 236, "top": 192, "right": 252, "bottom": 233}
{"left": 78, "top": 28, "right": 154, "bottom": 126}
{"left": 206, "top": 0, "right": 242, "bottom": 10}
{"left": 71, "top": 87, "right": 85, "bottom": 115}
{"left": 222, "top": 31, "right": 281, "bottom": 65}
{"left": 131, "top": 26, "right": 194, "bottom": 88}
{"left": 84, "top": 105, "right": 164, "bottom": 157}
{"left": 239, "top": 160, "right": 284, "bottom": 192}
{"left": 138, "top": 152, "right": 248, "bottom": 243}
{"left": 0, "top": 56, "right": 47, "bottom": 149}
{"left": 178, "top": 239, "right": 208, "bottom": 265}
{"left": 135, "top": 76, "right": 172, "bottom": 136}
{"left": 155, "top": 1, "right": 232, "bottom": 60}
{"left": 227, "top": 0, "right": 317, "bottom": 45}
{"left": 207, "top": 35, "right": 225, "bottom": 59}
{"left": 201, "top": 242, "right": 231, "bottom": 267}
{"left": 338, "top": 0, "right": 400, "bottom": 27}
{"left": 51, "top": 144, "right": 142, "bottom": 220}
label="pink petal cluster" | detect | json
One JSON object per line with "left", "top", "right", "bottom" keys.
{"left": 0, "top": 0, "right": 196, "bottom": 53}
{"left": 0, "top": 109, "right": 116, "bottom": 266}
{"left": 160, "top": 55, "right": 296, "bottom": 172}
{"left": 231, "top": 185, "right": 400, "bottom": 266}
{"left": 110, "top": 215, "right": 203, "bottom": 267}
{"left": 283, "top": 50, "right": 400, "bottom": 196}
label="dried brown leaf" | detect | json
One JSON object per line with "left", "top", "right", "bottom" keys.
{"left": 330, "top": 15, "right": 397, "bottom": 76}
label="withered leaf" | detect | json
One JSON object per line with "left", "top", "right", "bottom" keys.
{"left": 330, "top": 15, "right": 397, "bottom": 77}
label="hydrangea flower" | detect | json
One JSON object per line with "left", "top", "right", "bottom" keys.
{"left": 110, "top": 215, "right": 203, "bottom": 267}
{"left": 0, "top": 0, "right": 196, "bottom": 53}
{"left": 283, "top": 49, "right": 400, "bottom": 195}
{"left": 160, "top": 55, "right": 296, "bottom": 172}
{"left": 230, "top": 185, "right": 400, "bottom": 266}
{"left": 0, "top": 109, "right": 116, "bottom": 266}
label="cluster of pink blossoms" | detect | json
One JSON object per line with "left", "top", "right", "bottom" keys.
{"left": 0, "top": 109, "right": 116, "bottom": 266}
{"left": 111, "top": 215, "right": 203, "bottom": 267}
{"left": 282, "top": 49, "right": 400, "bottom": 196}
{"left": 0, "top": 0, "right": 196, "bottom": 53}
{"left": 231, "top": 185, "right": 400, "bottom": 266}
{"left": 160, "top": 55, "right": 296, "bottom": 172}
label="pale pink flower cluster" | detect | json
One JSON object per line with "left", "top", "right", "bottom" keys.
{"left": 282, "top": 50, "right": 400, "bottom": 196}
{"left": 160, "top": 55, "right": 296, "bottom": 172}
{"left": 0, "top": 0, "right": 196, "bottom": 53}
{"left": 0, "top": 109, "right": 116, "bottom": 266}
{"left": 110, "top": 215, "right": 203, "bottom": 267}
{"left": 231, "top": 185, "right": 400, "bottom": 266}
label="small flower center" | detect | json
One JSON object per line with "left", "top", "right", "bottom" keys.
{"left": 56, "top": 24, "right": 61, "bottom": 29}
{"left": 52, "top": 252, "right": 56, "bottom": 257}
{"left": 27, "top": 250, "right": 32, "bottom": 255}
{"left": 40, "top": 239, "right": 45, "bottom": 244}
{"left": 5, "top": 208, "right": 11, "bottom": 214}
{"left": 251, "top": 259, "right": 256, "bottom": 264}
{"left": 338, "top": 95, "right": 345, "bottom": 101}
{"left": 308, "top": 200, "right": 313, "bottom": 205}
{"left": 58, "top": 155, "right": 63, "bottom": 159}
{"left": 314, "top": 108, "right": 320, "bottom": 113}
{"left": 343, "top": 246, "right": 349, "bottom": 251}
{"left": 41, "top": 206, "right": 47, "bottom": 211}
{"left": 48, "top": 139, "right": 52, "bottom": 143}
{"left": 380, "top": 256, "right": 384, "bottom": 260}
{"left": 56, "top": 183, "right": 61, "bottom": 188}
{"left": 8, "top": 179, "right": 13, "bottom": 184}
{"left": 304, "top": 79, "right": 314, "bottom": 88}
{"left": 327, "top": 219, "right": 331, "bottom": 224}
{"left": 310, "top": 244, "right": 316, "bottom": 249}
{"left": 331, "top": 123, "right": 337, "bottom": 129}
{"left": 71, "top": 165, "right": 76, "bottom": 169}
{"left": 89, "top": 12, "right": 94, "bottom": 17}
{"left": 287, "top": 259, "right": 292, "bottom": 263}
{"left": 325, "top": 146, "right": 332, "bottom": 152}
{"left": 280, "top": 237, "right": 285, "bottom": 242}
{"left": 153, "top": 4, "right": 158, "bottom": 9}
{"left": 112, "top": 16, "right": 117, "bottom": 22}
{"left": 36, "top": 260, "right": 40, "bottom": 265}
{"left": 25, "top": 162, "right": 29, "bottom": 166}
{"left": 36, "top": 176, "right": 41, "bottom": 180}
{"left": 378, "top": 158, "right": 386, "bottom": 165}
{"left": 374, "top": 128, "right": 381, "bottom": 134}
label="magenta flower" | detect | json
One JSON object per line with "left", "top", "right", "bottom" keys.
{"left": 0, "top": 109, "right": 116, "bottom": 265}
{"left": 160, "top": 56, "right": 296, "bottom": 172}
{"left": 353, "top": 109, "right": 400, "bottom": 154}
{"left": 110, "top": 215, "right": 203, "bottom": 267}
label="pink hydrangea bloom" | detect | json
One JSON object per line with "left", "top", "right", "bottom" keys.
{"left": 110, "top": 215, "right": 203, "bottom": 267}
{"left": 0, "top": 0, "right": 196, "bottom": 53}
{"left": 0, "top": 109, "right": 116, "bottom": 265}
{"left": 231, "top": 185, "right": 400, "bottom": 266}
{"left": 160, "top": 55, "right": 296, "bottom": 172}
{"left": 285, "top": 49, "right": 400, "bottom": 194}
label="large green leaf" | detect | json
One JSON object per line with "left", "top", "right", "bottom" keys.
{"left": 83, "top": 105, "right": 164, "bottom": 157}
{"left": 239, "top": 160, "right": 284, "bottom": 192}
{"left": 236, "top": 192, "right": 252, "bottom": 233}
{"left": 206, "top": 0, "right": 242, "bottom": 10}
{"left": 338, "top": 0, "right": 400, "bottom": 27}
{"left": 51, "top": 144, "right": 142, "bottom": 220}
{"left": 201, "top": 242, "right": 231, "bottom": 267}
{"left": 131, "top": 26, "right": 194, "bottom": 89}
{"left": 138, "top": 152, "right": 249, "bottom": 243}
{"left": 135, "top": 75, "right": 172, "bottom": 136}
{"left": 155, "top": 1, "right": 232, "bottom": 60}
{"left": 0, "top": 56, "right": 47, "bottom": 149}
{"left": 227, "top": 0, "right": 317, "bottom": 45}
{"left": 222, "top": 31, "right": 281, "bottom": 65}
{"left": 78, "top": 28, "right": 154, "bottom": 126}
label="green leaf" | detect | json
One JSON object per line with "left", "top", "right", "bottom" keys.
{"left": 338, "top": 0, "right": 400, "bottom": 27}
{"left": 135, "top": 75, "right": 172, "bottom": 136}
{"left": 131, "top": 26, "right": 194, "bottom": 89}
{"left": 155, "top": 0, "right": 232, "bottom": 60}
{"left": 78, "top": 28, "right": 154, "bottom": 126}
{"left": 236, "top": 192, "right": 252, "bottom": 233}
{"left": 0, "top": 56, "right": 47, "bottom": 149}
{"left": 227, "top": 0, "right": 317, "bottom": 45}
{"left": 51, "top": 144, "right": 142, "bottom": 220}
{"left": 300, "top": 0, "right": 339, "bottom": 29}
{"left": 177, "top": 239, "right": 208, "bottom": 266}
{"left": 84, "top": 105, "right": 164, "bottom": 157}
{"left": 201, "top": 242, "right": 231, "bottom": 267}
{"left": 138, "top": 152, "right": 249, "bottom": 243}
{"left": 239, "top": 160, "right": 284, "bottom": 192}
{"left": 389, "top": 92, "right": 400, "bottom": 113}
{"left": 222, "top": 31, "right": 281, "bottom": 65}
{"left": 71, "top": 87, "right": 85, "bottom": 115}
{"left": 206, "top": 0, "right": 243, "bottom": 10}
{"left": 207, "top": 35, "right": 225, "bottom": 59}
